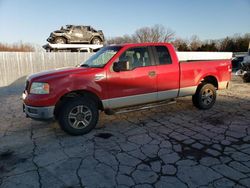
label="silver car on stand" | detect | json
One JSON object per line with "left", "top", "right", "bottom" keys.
{"left": 47, "top": 25, "right": 104, "bottom": 45}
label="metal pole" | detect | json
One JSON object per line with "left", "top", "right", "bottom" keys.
{"left": 248, "top": 41, "right": 250, "bottom": 55}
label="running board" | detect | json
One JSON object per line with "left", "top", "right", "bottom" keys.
{"left": 104, "top": 99, "right": 176, "bottom": 115}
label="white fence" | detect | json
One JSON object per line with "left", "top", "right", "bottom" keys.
{"left": 0, "top": 52, "right": 93, "bottom": 87}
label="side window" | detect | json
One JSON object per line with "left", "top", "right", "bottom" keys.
{"left": 72, "top": 28, "right": 82, "bottom": 34}
{"left": 155, "top": 46, "right": 172, "bottom": 65}
{"left": 118, "top": 47, "right": 151, "bottom": 70}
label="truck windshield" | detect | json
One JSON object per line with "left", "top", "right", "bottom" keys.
{"left": 81, "top": 46, "right": 121, "bottom": 68}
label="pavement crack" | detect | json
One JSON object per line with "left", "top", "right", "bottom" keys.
{"left": 30, "top": 124, "right": 42, "bottom": 188}
{"left": 53, "top": 127, "right": 70, "bottom": 158}
{"left": 76, "top": 158, "right": 84, "bottom": 188}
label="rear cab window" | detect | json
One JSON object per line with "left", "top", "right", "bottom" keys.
{"left": 154, "top": 46, "right": 172, "bottom": 65}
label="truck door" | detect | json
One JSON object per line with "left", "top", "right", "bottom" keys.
{"left": 82, "top": 26, "right": 93, "bottom": 42}
{"left": 105, "top": 46, "right": 158, "bottom": 109}
{"left": 71, "top": 26, "right": 84, "bottom": 42}
{"left": 152, "top": 45, "right": 179, "bottom": 101}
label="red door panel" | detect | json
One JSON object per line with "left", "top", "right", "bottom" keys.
{"left": 107, "top": 66, "right": 157, "bottom": 98}
{"left": 105, "top": 46, "right": 158, "bottom": 108}
{"left": 153, "top": 45, "right": 179, "bottom": 100}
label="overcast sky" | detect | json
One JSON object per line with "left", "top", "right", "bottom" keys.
{"left": 0, "top": 0, "right": 249, "bottom": 45}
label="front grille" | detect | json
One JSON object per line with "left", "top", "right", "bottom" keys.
{"left": 28, "top": 107, "right": 38, "bottom": 114}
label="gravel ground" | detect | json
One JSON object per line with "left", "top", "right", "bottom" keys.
{"left": 0, "top": 76, "right": 250, "bottom": 188}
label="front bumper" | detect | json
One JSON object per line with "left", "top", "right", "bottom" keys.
{"left": 47, "top": 37, "right": 53, "bottom": 43}
{"left": 23, "top": 104, "right": 55, "bottom": 120}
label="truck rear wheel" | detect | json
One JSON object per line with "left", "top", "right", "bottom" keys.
{"left": 54, "top": 37, "right": 66, "bottom": 44}
{"left": 58, "top": 97, "right": 99, "bottom": 135}
{"left": 192, "top": 83, "right": 216, "bottom": 110}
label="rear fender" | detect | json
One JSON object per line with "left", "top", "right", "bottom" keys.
{"left": 198, "top": 74, "right": 219, "bottom": 89}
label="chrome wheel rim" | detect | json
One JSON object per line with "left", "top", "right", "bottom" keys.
{"left": 93, "top": 39, "right": 101, "bottom": 45}
{"left": 201, "top": 89, "right": 214, "bottom": 105}
{"left": 68, "top": 105, "right": 92, "bottom": 129}
{"left": 55, "top": 38, "right": 65, "bottom": 44}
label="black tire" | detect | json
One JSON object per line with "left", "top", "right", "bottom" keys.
{"left": 91, "top": 37, "right": 102, "bottom": 45}
{"left": 54, "top": 37, "right": 66, "bottom": 44}
{"left": 192, "top": 83, "right": 216, "bottom": 110}
{"left": 243, "top": 73, "right": 250, "bottom": 83}
{"left": 58, "top": 97, "right": 99, "bottom": 135}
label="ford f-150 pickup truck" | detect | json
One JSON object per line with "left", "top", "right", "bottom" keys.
{"left": 23, "top": 43, "right": 232, "bottom": 135}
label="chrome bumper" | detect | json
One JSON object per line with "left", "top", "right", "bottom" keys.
{"left": 235, "top": 70, "right": 248, "bottom": 77}
{"left": 23, "top": 104, "right": 55, "bottom": 120}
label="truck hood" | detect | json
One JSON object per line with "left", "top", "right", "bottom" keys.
{"left": 50, "top": 30, "right": 67, "bottom": 36}
{"left": 28, "top": 67, "right": 100, "bottom": 82}
{"left": 53, "top": 30, "right": 65, "bottom": 33}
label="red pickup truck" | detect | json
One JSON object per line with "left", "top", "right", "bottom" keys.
{"left": 23, "top": 43, "right": 232, "bottom": 135}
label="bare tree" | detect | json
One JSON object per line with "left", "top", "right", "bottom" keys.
{"left": 106, "top": 34, "right": 134, "bottom": 44}
{"left": 133, "top": 27, "right": 151, "bottom": 43}
{"left": 172, "top": 38, "right": 190, "bottom": 51}
{"left": 107, "top": 24, "right": 175, "bottom": 44}
{"left": 173, "top": 33, "right": 250, "bottom": 52}
{"left": 189, "top": 35, "right": 202, "bottom": 51}
{"left": 0, "top": 42, "right": 34, "bottom": 52}
{"left": 133, "top": 24, "right": 175, "bottom": 43}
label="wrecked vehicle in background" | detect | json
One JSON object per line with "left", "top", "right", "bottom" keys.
{"left": 232, "top": 55, "right": 244, "bottom": 72}
{"left": 47, "top": 25, "right": 104, "bottom": 45}
{"left": 236, "top": 55, "right": 250, "bottom": 82}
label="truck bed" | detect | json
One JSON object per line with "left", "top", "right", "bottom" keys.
{"left": 177, "top": 52, "right": 232, "bottom": 61}
{"left": 179, "top": 59, "right": 232, "bottom": 97}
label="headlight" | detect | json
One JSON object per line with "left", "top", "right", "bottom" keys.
{"left": 30, "top": 82, "right": 50, "bottom": 94}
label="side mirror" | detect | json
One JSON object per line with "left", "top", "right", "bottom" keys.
{"left": 113, "top": 61, "right": 130, "bottom": 72}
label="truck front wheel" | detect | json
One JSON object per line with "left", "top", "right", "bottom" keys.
{"left": 192, "top": 83, "right": 216, "bottom": 110}
{"left": 58, "top": 97, "right": 99, "bottom": 135}
{"left": 91, "top": 37, "right": 102, "bottom": 45}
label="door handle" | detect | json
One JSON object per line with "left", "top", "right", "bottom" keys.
{"left": 148, "top": 71, "right": 156, "bottom": 77}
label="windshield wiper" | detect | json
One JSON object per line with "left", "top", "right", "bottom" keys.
{"left": 81, "top": 64, "right": 90, "bottom": 67}
{"left": 81, "top": 64, "right": 104, "bottom": 68}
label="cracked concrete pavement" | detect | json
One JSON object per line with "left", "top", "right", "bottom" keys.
{"left": 0, "top": 75, "right": 250, "bottom": 188}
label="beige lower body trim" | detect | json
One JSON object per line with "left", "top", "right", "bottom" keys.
{"left": 102, "top": 86, "right": 197, "bottom": 109}
{"left": 102, "top": 82, "right": 229, "bottom": 109}
{"left": 102, "top": 92, "right": 157, "bottom": 109}
{"left": 218, "top": 81, "right": 229, "bottom": 89}
{"left": 178, "top": 86, "right": 197, "bottom": 97}
{"left": 103, "top": 88, "right": 183, "bottom": 109}
{"left": 157, "top": 89, "right": 179, "bottom": 101}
